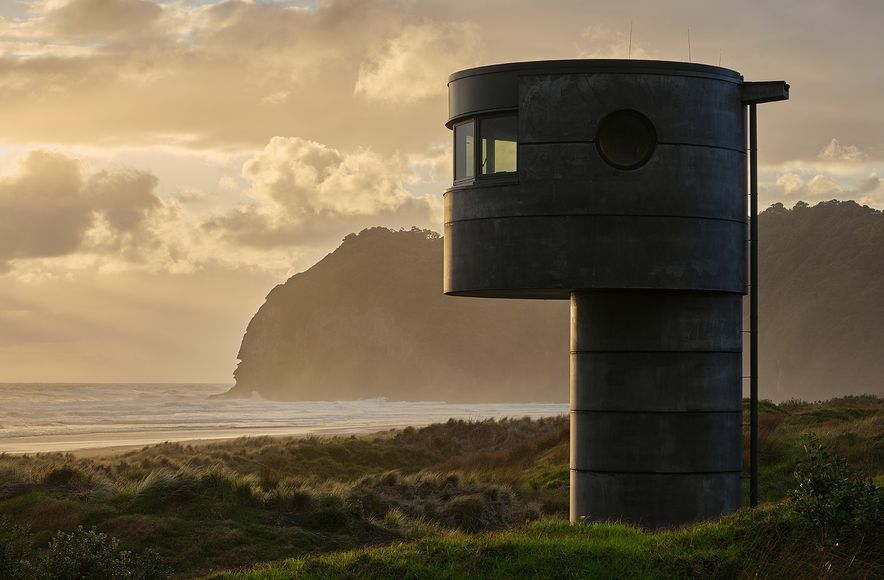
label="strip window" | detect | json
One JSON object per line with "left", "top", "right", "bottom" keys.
{"left": 453, "top": 114, "right": 518, "bottom": 184}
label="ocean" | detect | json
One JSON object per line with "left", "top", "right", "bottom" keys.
{"left": 0, "top": 383, "right": 567, "bottom": 454}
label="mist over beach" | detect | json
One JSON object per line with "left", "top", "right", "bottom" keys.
{"left": 0, "top": 383, "right": 566, "bottom": 455}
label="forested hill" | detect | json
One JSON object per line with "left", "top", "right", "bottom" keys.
{"left": 227, "top": 200, "right": 882, "bottom": 402}
{"left": 757, "top": 200, "right": 884, "bottom": 401}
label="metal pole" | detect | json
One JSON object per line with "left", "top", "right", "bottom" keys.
{"left": 749, "top": 104, "right": 759, "bottom": 508}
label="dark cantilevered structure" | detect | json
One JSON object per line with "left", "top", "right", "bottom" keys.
{"left": 443, "top": 60, "right": 788, "bottom": 527}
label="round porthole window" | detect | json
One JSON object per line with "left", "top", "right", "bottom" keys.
{"left": 596, "top": 110, "right": 656, "bottom": 170}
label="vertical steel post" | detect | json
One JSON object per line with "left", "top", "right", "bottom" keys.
{"left": 749, "top": 104, "right": 759, "bottom": 508}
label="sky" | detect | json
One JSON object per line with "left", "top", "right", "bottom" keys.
{"left": 0, "top": 0, "right": 882, "bottom": 382}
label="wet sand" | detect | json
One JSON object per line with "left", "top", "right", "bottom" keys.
{"left": 0, "top": 422, "right": 424, "bottom": 457}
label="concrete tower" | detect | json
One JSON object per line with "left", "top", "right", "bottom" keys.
{"left": 443, "top": 60, "right": 788, "bottom": 527}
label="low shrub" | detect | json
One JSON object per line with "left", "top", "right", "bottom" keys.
{"left": 788, "top": 433, "right": 884, "bottom": 540}
{"left": 0, "top": 516, "right": 32, "bottom": 579}
{"left": 41, "top": 526, "right": 168, "bottom": 580}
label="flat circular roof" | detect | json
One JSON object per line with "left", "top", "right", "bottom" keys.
{"left": 449, "top": 59, "right": 743, "bottom": 84}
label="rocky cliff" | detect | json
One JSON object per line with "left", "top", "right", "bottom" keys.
{"left": 229, "top": 227, "right": 568, "bottom": 402}
{"left": 227, "top": 201, "right": 883, "bottom": 402}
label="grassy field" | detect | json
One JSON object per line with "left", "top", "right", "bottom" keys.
{"left": 0, "top": 396, "right": 881, "bottom": 578}
{"left": 225, "top": 507, "right": 880, "bottom": 580}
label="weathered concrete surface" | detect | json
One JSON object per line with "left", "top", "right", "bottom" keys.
{"left": 444, "top": 66, "right": 746, "bottom": 300}
{"left": 570, "top": 470, "right": 742, "bottom": 526}
{"left": 445, "top": 216, "right": 745, "bottom": 298}
{"left": 569, "top": 290, "right": 742, "bottom": 526}
{"left": 444, "top": 60, "right": 747, "bottom": 527}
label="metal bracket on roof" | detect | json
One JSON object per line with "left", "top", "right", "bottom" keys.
{"left": 742, "top": 81, "right": 790, "bottom": 104}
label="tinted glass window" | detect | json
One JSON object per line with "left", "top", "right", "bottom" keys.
{"left": 596, "top": 110, "right": 656, "bottom": 170}
{"left": 480, "top": 116, "right": 517, "bottom": 174}
{"left": 454, "top": 121, "right": 475, "bottom": 180}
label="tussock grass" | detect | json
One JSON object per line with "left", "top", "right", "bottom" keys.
{"left": 0, "top": 397, "right": 880, "bottom": 578}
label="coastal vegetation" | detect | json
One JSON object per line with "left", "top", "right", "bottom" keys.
{"left": 0, "top": 395, "right": 881, "bottom": 578}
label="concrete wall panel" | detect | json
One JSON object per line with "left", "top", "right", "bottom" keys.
{"left": 445, "top": 217, "right": 746, "bottom": 297}
{"left": 570, "top": 352, "right": 742, "bottom": 411}
{"left": 570, "top": 470, "right": 742, "bottom": 528}
{"left": 569, "top": 411, "right": 742, "bottom": 472}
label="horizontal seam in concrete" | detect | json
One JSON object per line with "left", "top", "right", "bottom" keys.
{"left": 570, "top": 469, "right": 743, "bottom": 475}
{"left": 445, "top": 288, "right": 746, "bottom": 297}
{"left": 569, "top": 409, "right": 742, "bottom": 414}
{"left": 570, "top": 350, "right": 742, "bottom": 354}
{"left": 571, "top": 351, "right": 741, "bottom": 354}
{"left": 518, "top": 71, "right": 742, "bottom": 83}
{"left": 516, "top": 140, "right": 745, "bottom": 154}
{"left": 446, "top": 214, "right": 748, "bottom": 227}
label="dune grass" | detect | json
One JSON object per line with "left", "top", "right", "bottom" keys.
{"left": 0, "top": 396, "right": 881, "bottom": 578}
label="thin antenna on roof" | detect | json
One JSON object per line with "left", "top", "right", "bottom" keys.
{"left": 719, "top": 48, "right": 722, "bottom": 66}
{"left": 628, "top": 22, "right": 633, "bottom": 59}
{"left": 688, "top": 28, "right": 692, "bottom": 62}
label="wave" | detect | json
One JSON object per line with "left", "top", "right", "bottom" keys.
{"left": 0, "top": 383, "right": 567, "bottom": 452}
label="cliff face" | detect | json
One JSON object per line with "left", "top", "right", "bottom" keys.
{"left": 229, "top": 201, "right": 883, "bottom": 403}
{"left": 230, "top": 227, "right": 569, "bottom": 403}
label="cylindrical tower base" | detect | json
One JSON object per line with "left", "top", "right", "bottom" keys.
{"left": 569, "top": 290, "right": 743, "bottom": 527}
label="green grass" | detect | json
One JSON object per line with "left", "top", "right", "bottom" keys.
{"left": 0, "top": 397, "right": 881, "bottom": 578}
{"left": 222, "top": 506, "right": 883, "bottom": 580}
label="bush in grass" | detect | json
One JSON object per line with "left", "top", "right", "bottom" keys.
{"left": 0, "top": 516, "right": 33, "bottom": 578}
{"left": 41, "top": 526, "right": 168, "bottom": 580}
{"left": 788, "top": 433, "right": 884, "bottom": 540}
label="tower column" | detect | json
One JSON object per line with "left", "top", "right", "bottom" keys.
{"left": 569, "top": 290, "right": 743, "bottom": 527}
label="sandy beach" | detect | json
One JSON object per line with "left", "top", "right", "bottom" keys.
{"left": 0, "top": 383, "right": 568, "bottom": 457}
{"left": 0, "top": 421, "right": 424, "bottom": 457}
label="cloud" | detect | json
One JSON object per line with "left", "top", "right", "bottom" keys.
{"left": 818, "top": 138, "right": 868, "bottom": 162}
{"left": 856, "top": 173, "right": 884, "bottom": 206}
{"left": 0, "top": 134, "right": 443, "bottom": 281}
{"left": 0, "top": 150, "right": 160, "bottom": 269}
{"left": 763, "top": 170, "right": 884, "bottom": 208}
{"left": 0, "top": 0, "right": 420, "bottom": 150}
{"left": 770, "top": 172, "right": 841, "bottom": 200}
{"left": 355, "top": 21, "right": 482, "bottom": 104}
{"left": 775, "top": 172, "right": 805, "bottom": 196}
{"left": 259, "top": 91, "right": 289, "bottom": 106}
{"left": 42, "top": 0, "right": 163, "bottom": 39}
{"left": 3, "top": 0, "right": 884, "bottom": 384}
{"left": 205, "top": 135, "right": 440, "bottom": 250}
{"left": 242, "top": 136, "right": 416, "bottom": 216}
{"left": 0, "top": 0, "right": 881, "bottom": 167}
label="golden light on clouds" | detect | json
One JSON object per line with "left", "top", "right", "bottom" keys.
{"left": 0, "top": 0, "right": 882, "bottom": 381}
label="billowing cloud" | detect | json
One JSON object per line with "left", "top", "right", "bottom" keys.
{"left": 205, "top": 136, "right": 440, "bottom": 251}
{"left": 763, "top": 170, "right": 884, "bottom": 208}
{"left": 1, "top": 0, "right": 882, "bottom": 165}
{"left": 856, "top": 174, "right": 884, "bottom": 207}
{"left": 42, "top": 0, "right": 163, "bottom": 39}
{"left": 819, "top": 138, "right": 868, "bottom": 162}
{"left": 0, "top": 135, "right": 442, "bottom": 280}
{"left": 0, "top": 150, "right": 159, "bottom": 269}
{"left": 243, "top": 136, "right": 414, "bottom": 215}
{"left": 0, "top": 0, "right": 430, "bottom": 151}
{"left": 355, "top": 21, "right": 482, "bottom": 104}
{"left": 1, "top": 0, "right": 883, "bottom": 382}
